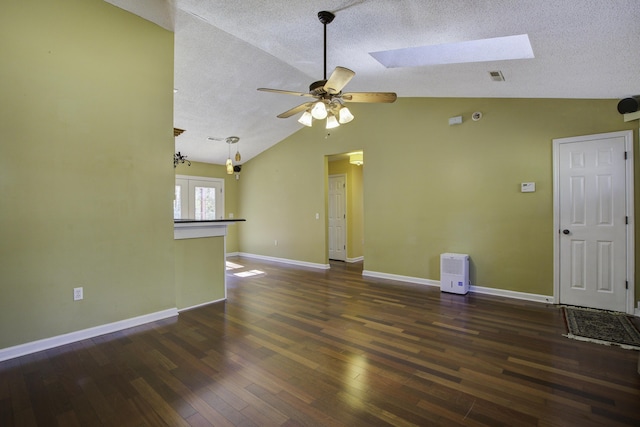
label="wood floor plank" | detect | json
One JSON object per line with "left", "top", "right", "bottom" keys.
{"left": 130, "top": 377, "right": 192, "bottom": 427}
{"left": 1, "top": 256, "right": 639, "bottom": 426}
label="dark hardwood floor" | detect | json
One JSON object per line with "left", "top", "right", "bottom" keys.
{"left": 1, "top": 256, "right": 639, "bottom": 426}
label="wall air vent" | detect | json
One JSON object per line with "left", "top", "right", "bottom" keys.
{"left": 489, "top": 71, "right": 505, "bottom": 82}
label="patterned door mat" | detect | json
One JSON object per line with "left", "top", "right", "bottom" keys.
{"left": 563, "top": 306, "right": 640, "bottom": 350}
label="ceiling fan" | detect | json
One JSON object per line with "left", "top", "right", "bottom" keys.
{"left": 258, "top": 11, "right": 397, "bottom": 129}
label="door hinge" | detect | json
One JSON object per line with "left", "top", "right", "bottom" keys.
{"left": 624, "top": 151, "right": 628, "bottom": 160}
{"left": 626, "top": 216, "right": 629, "bottom": 225}
{"left": 626, "top": 281, "right": 628, "bottom": 289}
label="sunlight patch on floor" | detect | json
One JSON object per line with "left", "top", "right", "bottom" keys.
{"left": 234, "top": 269, "right": 265, "bottom": 277}
{"left": 226, "top": 261, "right": 244, "bottom": 270}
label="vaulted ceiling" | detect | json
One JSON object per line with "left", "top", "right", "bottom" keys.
{"left": 106, "top": 0, "right": 640, "bottom": 165}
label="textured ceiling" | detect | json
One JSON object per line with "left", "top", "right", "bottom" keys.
{"left": 105, "top": 0, "right": 640, "bottom": 165}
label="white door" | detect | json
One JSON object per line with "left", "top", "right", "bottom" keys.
{"left": 328, "top": 175, "right": 346, "bottom": 261}
{"left": 174, "top": 175, "right": 224, "bottom": 220}
{"left": 553, "top": 131, "right": 634, "bottom": 313}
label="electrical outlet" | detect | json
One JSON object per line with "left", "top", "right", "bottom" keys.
{"left": 274, "top": 239, "right": 278, "bottom": 246}
{"left": 73, "top": 287, "right": 83, "bottom": 301}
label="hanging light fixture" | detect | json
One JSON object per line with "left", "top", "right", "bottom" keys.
{"left": 173, "top": 152, "right": 191, "bottom": 168}
{"left": 225, "top": 138, "right": 234, "bottom": 174}
{"left": 234, "top": 140, "right": 242, "bottom": 162}
{"left": 207, "top": 135, "right": 241, "bottom": 173}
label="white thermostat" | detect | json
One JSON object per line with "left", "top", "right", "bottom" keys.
{"left": 521, "top": 182, "right": 536, "bottom": 192}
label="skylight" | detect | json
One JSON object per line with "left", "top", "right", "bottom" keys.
{"left": 370, "top": 34, "right": 534, "bottom": 68}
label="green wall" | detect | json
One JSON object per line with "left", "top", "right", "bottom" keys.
{"left": 240, "top": 98, "right": 638, "bottom": 298}
{"left": 0, "top": 0, "right": 175, "bottom": 348}
{"left": 239, "top": 129, "right": 329, "bottom": 263}
{"left": 175, "top": 161, "right": 241, "bottom": 253}
{"left": 175, "top": 236, "right": 226, "bottom": 309}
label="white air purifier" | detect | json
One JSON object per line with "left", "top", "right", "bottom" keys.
{"left": 440, "top": 253, "right": 470, "bottom": 294}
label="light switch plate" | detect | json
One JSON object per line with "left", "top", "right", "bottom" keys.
{"left": 521, "top": 182, "right": 536, "bottom": 192}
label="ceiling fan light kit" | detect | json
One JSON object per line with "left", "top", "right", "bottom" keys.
{"left": 298, "top": 111, "right": 313, "bottom": 127}
{"left": 326, "top": 114, "right": 340, "bottom": 129}
{"left": 338, "top": 106, "right": 354, "bottom": 124}
{"left": 311, "top": 101, "right": 328, "bottom": 120}
{"left": 258, "top": 11, "right": 396, "bottom": 129}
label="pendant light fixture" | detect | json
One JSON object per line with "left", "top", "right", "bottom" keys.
{"left": 225, "top": 136, "right": 240, "bottom": 174}
{"left": 226, "top": 141, "right": 233, "bottom": 174}
{"left": 234, "top": 139, "right": 242, "bottom": 162}
{"left": 207, "top": 135, "right": 241, "bottom": 173}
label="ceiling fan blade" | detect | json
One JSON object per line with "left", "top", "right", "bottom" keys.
{"left": 342, "top": 92, "right": 397, "bottom": 103}
{"left": 277, "top": 102, "right": 314, "bottom": 118}
{"left": 258, "top": 88, "right": 315, "bottom": 97}
{"left": 323, "top": 66, "right": 355, "bottom": 95}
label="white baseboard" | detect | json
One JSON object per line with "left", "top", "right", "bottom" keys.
{"left": 226, "top": 251, "right": 240, "bottom": 257}
{"left": 237, "top": 252, "right": 330, "bottom": 270}
{"left": 178, "top": 298, "right": 225, "bottom": 313}
{"left": 363, "top": 270, "right": 553, "bottom": 304}
{"left": 363, "top": 270, "right": 440, "bottom": 287}
{"left": 346, "top": 256, "right": 364, "bottom": 263}
{"left": 469, "top": 285, "right": 553, "bottom": 304}
{"left": 0, "top": 308, "right": 178, "bottom": 363}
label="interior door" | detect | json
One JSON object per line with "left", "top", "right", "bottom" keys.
{"left": 554, "top": 131, "right": 633, "bottom": 312}
{"left": 328, "top": 174, "right": 346, "bottom": 261}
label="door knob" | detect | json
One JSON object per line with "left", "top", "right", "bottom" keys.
{"left": 562, "top": 229, "right": 570, "bottom": 235}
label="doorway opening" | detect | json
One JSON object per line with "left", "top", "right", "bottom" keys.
{"left": 327, "top": 151, "right": 365, "bottom": 265}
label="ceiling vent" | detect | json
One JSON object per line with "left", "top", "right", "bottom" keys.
{"left": 489, "top": 71, "right": 505, "bottom": 82}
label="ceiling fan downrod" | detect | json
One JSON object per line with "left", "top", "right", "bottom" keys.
{"left": 317, "top": 11, "right": 335, "bottom": 81}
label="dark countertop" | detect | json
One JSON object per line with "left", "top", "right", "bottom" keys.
{"left": 174, "top": 218, "right": 246, "bottom": 224}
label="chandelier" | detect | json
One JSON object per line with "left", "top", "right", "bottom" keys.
{"left": 174, "top": 152, "right": 191, "bottom": 168}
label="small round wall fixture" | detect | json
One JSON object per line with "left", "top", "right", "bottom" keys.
{"left": 472, "top": 111, "right": 483, "bottom": 121}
